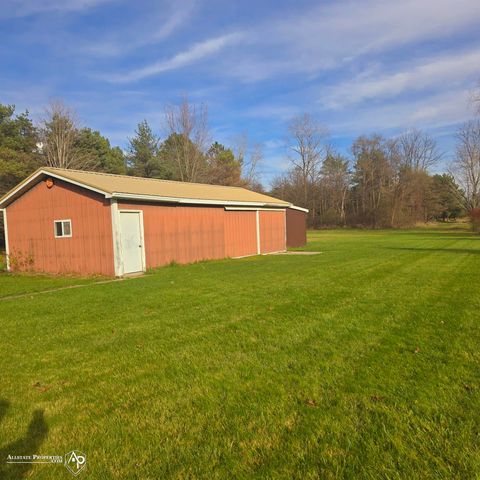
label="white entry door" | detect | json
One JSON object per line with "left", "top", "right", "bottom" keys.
{"left": 119, "top": 211, "right": 145, "bottom": 274}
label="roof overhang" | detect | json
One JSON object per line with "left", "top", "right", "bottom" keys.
{"left": 0, "top": 169, "right": 111, "bottom": 209}
{"left": 0, "top": 168, "right": 292, "bottom": 210}
{"left": 288, "top": 205, "right": 309, "bottom": 213}
{"left": 224, "top": 206, "right": 287, "bottom": 211}
{"left": 111, "top": 192, "right": 289, "bottom": 208}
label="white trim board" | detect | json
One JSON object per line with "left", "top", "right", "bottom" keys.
{"left": 53, "top": 219, "right": 73, "bottom": 238}
{"left": 256, "top": 210, "right": 261, "bottom": 255}
{"left": 46, "top": 171, "right": 111, "bottom": 198}
{"left": 110, "top": 199, "right": 123, "bottom": 277}
{"left": 0, "top": 169, "right": 111, "bottom": 208}
{"left": 224, "top": 207, "right": 286, "bottom": 212}
{"left": 2, "top": 209, "right": 10, "bottom": 271}
{"left": 288, "top": 205, "right": 309, "bottom": 213}
{"left": 112, "top": 192, "right": 289, "bottom": 208}
{"left": 0, "top": 168, "right": 293, "bottom": 211}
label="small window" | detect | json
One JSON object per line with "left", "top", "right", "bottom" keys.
{"left": 54, "top": 220, "right": 72, "bottom": 238}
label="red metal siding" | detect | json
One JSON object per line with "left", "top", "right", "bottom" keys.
{"left": 118, "top": 202, "right": 264, "bottom": 267}
{"left": 118, "top": 202, "right": 226, "bottom": 267}
{"left": 259, "top": 210, "right": 286, "bottom": 253}
{"left": 286, "top": 208, "right": 307, "bottom": 247}
{"left": 224, "top": 211, "right": 257, "bottom": 258}
{"left": 6, "top": 179, "right": 114, "bottom": 276}
{"left": 6, "top": 178, "right": 287, "bottom": 276}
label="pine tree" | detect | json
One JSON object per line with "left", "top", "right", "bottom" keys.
{"left": 127, "top": 120, "right": 162, "bottom": 178}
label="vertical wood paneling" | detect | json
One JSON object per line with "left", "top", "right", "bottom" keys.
{"left": 6, "top": 179, "right": 114, "bottom": 276}
{"left": 286, "top": 209, "right": 307, "bottom": 247}
{"left": 6, "top": 178, "right": 290, "bottom": 276}
{"left": 224, "top": 211, "right": 257, "bottom": 257}
{"left": 259, "top": 210, "right": 287, "bottom": 253}
{"left": 119, "top": 202, "right": 262, "bottom": 267}
{"left": 118, "top": 202, "right": 227, "bottom": 267}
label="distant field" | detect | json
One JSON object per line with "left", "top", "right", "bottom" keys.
{"left": 0, "top": 224, "right": 479, "bottom": 479}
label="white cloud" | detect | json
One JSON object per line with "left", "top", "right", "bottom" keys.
{"left": 320, "top": 48, "right": 480, "bottom": 109}
{"left": 0, "top": 0, "right": 115, "bottom": 18}
{"left": 224, "top": 0, "right": 480, "bottom": 82}
{"left": 80, "top": 2, "right": 195, "bottom": 57}
{"left": 95, "top": 0, "right": 478, "bottom": 87}
{"left": 290, "top": 0, "right": 480, "bottom": 57}
{"left": 329, "top": 88, "right": 473, "bottom": 134}
{"left": 100, "top": 32, "right": 243, "bottom": 83}
{"left": 264, "top": 139, "right": 284, "bottom": 149}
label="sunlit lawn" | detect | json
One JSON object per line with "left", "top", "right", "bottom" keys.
{"left": 0, "top": 224, "right": 479, "bottom": 479}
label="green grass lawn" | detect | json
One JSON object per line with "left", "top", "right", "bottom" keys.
{"left": 0, "top": 225, "right": 479, "bottom": 479}
{"left": 0, "top": 273, "right": 103, "bottom": 299}
{"left": 0, "top": 251, "right": 108, "bottom": 299}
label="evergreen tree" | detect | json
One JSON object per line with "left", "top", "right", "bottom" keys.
{"left": 205, "top": 142, "right": 242, "bottom": 185}
{"left": 74, "top": 128, "right": 126, "bottom": 174}
{"left": 430, "top": 174, "right": 465, "bottom": 221}
{"left": 0, "top": 104, "right": 41, "bottom": 197}
{"left": 0, "top": 104, "right": 41, "bottom": 247}
{"left": 127, "top": 120, "right": 162, "bottom": 178}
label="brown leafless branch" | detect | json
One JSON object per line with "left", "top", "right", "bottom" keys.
{"left": 450, "top": 120, "right": 480, "bottom": 210}
{"left": 39, "top": 101, "right": 98, "bottom": 170}
{"left": 164, "top": 96, "right": 210, "bottom": 182}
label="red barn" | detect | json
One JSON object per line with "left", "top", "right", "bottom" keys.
{"left": 285, "top": 207, "right": 308, "bottom": 248}
{"left": 0, "top": 168, "right": 307, "bottom": 276}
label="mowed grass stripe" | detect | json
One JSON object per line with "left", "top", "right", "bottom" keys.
{"left": 301, "top": 251, "right": 479, "bottom": 479}
{"left": 0, "top": 225, "right": 478, "bottom": 479}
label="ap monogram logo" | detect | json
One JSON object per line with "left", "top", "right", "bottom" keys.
{"left": 64, "top": 450, "right": 87, "bottom": 476}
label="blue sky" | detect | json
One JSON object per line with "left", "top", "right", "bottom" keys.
{"left": 1, "top": 0, "right": 480, "bottom": 186}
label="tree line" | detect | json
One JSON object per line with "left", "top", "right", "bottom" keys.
{"left": 1, "top": 96, "right": 480, "bottom": 238}
{"left": 271, "top": 114, "right": 480, "bottom": 229}
{"left": 0, "top": 98, "right": 264, "bottom": 203}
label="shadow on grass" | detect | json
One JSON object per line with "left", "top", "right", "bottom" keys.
{"left": 0, "top": 400, "right": 48, "bottom": 479}
{"left": 385, "top": 247, "right": 480, "bottom": 255}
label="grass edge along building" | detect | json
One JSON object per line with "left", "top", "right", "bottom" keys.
{"left": 0, "top": 168, "right": 307, "bottom": 276}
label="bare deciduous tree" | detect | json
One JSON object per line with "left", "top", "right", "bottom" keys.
{"left": 164, "top": 97, "right": 210, "bottom": 182}
{"left": 387, "top": 130, "right": 442, "bottom": 226}
{"left": 472, "top": 81, "right": 480, "bottom": 116}
{"left": 39, "top": 101, "right": 95, "bottom": 170}
{"left": 351, "top": 135, "right": 394, "bottom": 227}
{"left": 395, "top": 128, "right": 442, "bottom": 171}
{"left": 451, "top": 120, "right": 480, "bottom": 210}
{"left": 232, "top": 133, "right": 263, "bottom": 187}
{"left": 318, "top": 153, "right": 350, "bottom": 225}
{"left": 286, "top": 114, "right": 328, "bottom": 217}
{"left": 269, "top": 125, "right": 464, "bottom": 228}
{"left": 271, "top": 169, "right": 306, "bottom": 209}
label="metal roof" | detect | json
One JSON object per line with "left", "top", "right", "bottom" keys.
{"left": 0, "top": 167, "right": 292, "bottom": 208}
